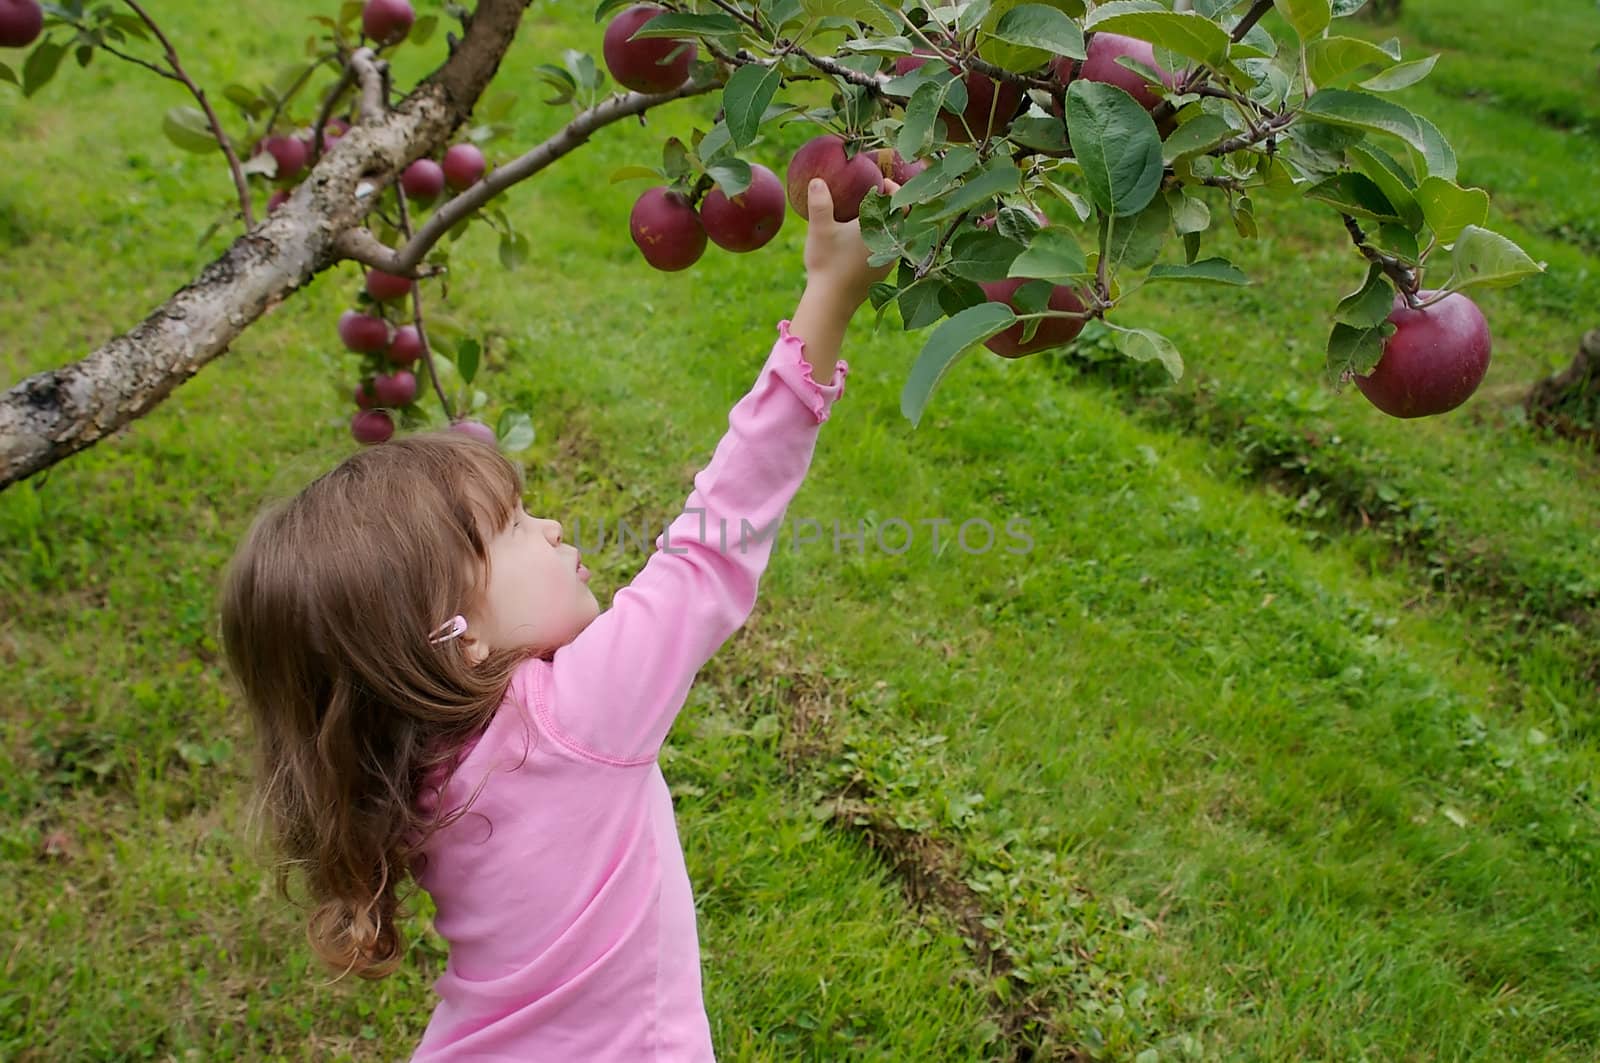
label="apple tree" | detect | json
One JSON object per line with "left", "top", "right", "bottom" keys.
{"left": 0, "top": 0, "right": 1545, "bottom": 490}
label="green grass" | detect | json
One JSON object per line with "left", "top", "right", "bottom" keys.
{"left": 3, "top": 0, "right": 1599, "bottom": 1059}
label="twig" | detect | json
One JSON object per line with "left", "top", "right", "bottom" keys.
{"left": 394, "top": 187, "right": 453, "bottom": 419}
{"left": 1209, "top": 109, "right": 1296, "bottom": 155}
{"left": 261, "top": 53, "right": 339, "bottom": 141}
{"left": 333, "top": 228, "right": 412, "bottom": 274}
{"left": 349, "top": 47, "right": 388, "bottom": 123}
{"left": 121, "top": 0, "right": 254, "bottom": 227}
{"left": 1342, "top": 213, "right": 1420, "bottom": 305}
{"left": 310, "top": 64, "right": 357, "bottom": 164}
{"left": 96, "top": 42, "right": 179, "bottom": 82}
{"left": 386, "top": 77, "right": 720, "bottom": 275}
{"left": 1231, "top": 0, "right": 1274, "bottom": 43}
{"left": 1150, "top": 0, "right": 1278, "bottom": 125}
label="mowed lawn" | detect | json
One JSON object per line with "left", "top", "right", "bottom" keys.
{"left": 2, "top": 1, "right": 1598, "bottom": 1060}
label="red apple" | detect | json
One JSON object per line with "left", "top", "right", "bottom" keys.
{"left": 1355, "top": 291, "right": 1491, "bottom": 418}
{"left": 0, "top": 0, "right": 43, "bottom": 49}
{"left": 441, "top": 143, "right": 486, "bottom": 191}
{"left": 978, "top": 278, "right": 1087, "bottom": 358}
{"left": 401, "top": 159, "right": 446, "bottom": 202}
{"left": 892, "top": 52, "right": 1024, "bottom": 143}
{"left": 314, "top": 117, "right": 351, "bottom": 153}
{"left": 450, "top": 420, "right": 498, "bottom": 446}
{"left": 362, "top": 0, "right": 414, "bottom": 46}
{"left": 351, "top": 409, "right": 395, "bottom": 445}
{"left": 629, "top": 187, "right": 706, "bottom": 271}
{"left": 1077, "top": 32, "right": 1173, "bottom": 112}
{"left": 373, "top": 370, "right": 418, "bottom": 407}
{"left": 700, "top": 163, "right": 786, "bottom": 253}
{"left": 354, "top": 379, "right": 378, "bottom": 409}
{"left": 785, "top": 135, "right": 887, "bottom": 222}
{"left": 338, "top": 310, "right": 390, "bottom": 354}
{"left": 259, "top": 135, "right": 309, "bottom": 181}
{"left": 603, "top": 4, "right": 697, "bottom": 94}
{"left": 266, "top": 189, "right": 291, "bottom": 214}
{"left": 366, "top": 269, "right": 414, "bottom": 302}
{"left": 387, "top": 324, "right": 423, "bottom": 365}
{"left": 891, "top": 153, "right": 929, "bottom": 185}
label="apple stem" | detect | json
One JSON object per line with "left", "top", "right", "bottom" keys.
{"left": 120, "top": 0, "right": 255, "bottom": 229}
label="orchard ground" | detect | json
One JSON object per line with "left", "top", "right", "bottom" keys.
{"left": 3, "top": 0, "right": 1600, "bottom": 1059}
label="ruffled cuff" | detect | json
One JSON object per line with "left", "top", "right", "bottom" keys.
{"left": 771, "top": 319, "right": 848, "bottom": 424}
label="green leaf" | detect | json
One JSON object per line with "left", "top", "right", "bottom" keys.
{"left": 991, "top": 4, "right": 1085, "bottom": 59}
{"left": 662, "top": 137, "right": 691, "bottom": 182}
{"left": 456, "top": 339, "right": 482, "bottom": 386}
{"left": 1273, "top": 0, "right": 1332, "bottom": 40}
{"left": 0, "top": 61, "right": 17, "bottom": 87}
{"left": 1304, "top": 172, "right": 1403, "bottom": 222}
{"left": 1415, "top": 176, "right": 1489, "bottom": 244}
{"left": 1090, "top": 9, "right": 1232, "bottom": 66}
{"left": 630, "top": 11, "right": 742, "bottom": 39}
{"left": 22, "top": 40, "right": 66, "bottom": 98}
{"left": 411, "top": 14, "right": 439, "bottom": 46}
{"left": 723, "top": 63, "right": 782, "bottom": 149}
{"left": 610, "top": 164, "right": 665, "bottom": 183}
{"left": 897, "top": 79, "right": 943, "bottom": 159}
{"left": 1334, "top": 264, "right": 1394, "bottom": 327}
{"left": 1066, "top": 80, "right": 1164, "bottom": 217}
{"left": 1105, "top": 197, "right": 1168, "bottom": 272}
{"left": 1161, "top": 113, "right": 1233, "bottom": 163}
{"left": 891, "top": 146, "right": 979, "bottom": 209}
{"left": 706, "top": 157, "right": 753, "bottom": 198}
{"left": 1147, "top": 258, "right": 1249, "bottom": 285}
{"left": 1327, "top": 320, "right": 1392, "bottom": 378}
{"left": 948, "top": 231, "right": 1026, "bottom": 282}
{"left": 901, "top": 303, "right": 1018, "bottom": 426}
{"left": 1008, "top": 227, "right": 1089, "bottom": 282}
{"left": 496, "top": 410, "right": 536, "bottom": 453}
{"left": 1107, "top": 324, "right": 1183, "bottom": 379}
{"left": 1360, "top": 54, "right": 1438, "bottom": 92}
{"left": 161, "top": 106, "right": 219, "bottom": 154}
{"left": 1446, "top": 225, "right": 1545, "bottom": 294}
{"left": 920, "top": 158, "right": 1022, "bottom": 222}
{"left": 1409, "top": 113, "right": 1457, "bottom": 182}
{"left": 1301, "top": 89, "right": 1426, "bottom": 151}
{"left": 1306, "top": 36, "right": 1398, "bottom": 89}
{"left": 1347, "top": 142, "right": 1422, "bottom": 229}
{"left": 1166, "top": 187, "right": 1210, "bottom": 235}
{"left": 498, "top": 231, "right": 530, "bottom": 271}
{"left": 800, "top": 0, "right": 894, "bottom": 33}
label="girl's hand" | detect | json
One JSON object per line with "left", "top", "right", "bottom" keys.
{"left": 801, "top": 177, "right": 901, "bottom": 311}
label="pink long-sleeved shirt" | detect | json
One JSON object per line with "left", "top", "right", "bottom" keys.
{"left": 410, "top": 321, "right": 847, "bottom": 1061}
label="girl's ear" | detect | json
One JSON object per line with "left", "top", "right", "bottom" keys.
{"left": 459, "top": 624, "right": 491, "bottom": 666}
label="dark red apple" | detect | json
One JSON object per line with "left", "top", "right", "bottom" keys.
{"left": 351, "top": 409, "right": 395, "bottom": 445}
{"left": 314, "top": 117, "right": 351, "bottom": 153}
{"left": 629, "top": 187, "right": 706, "bottom": 271}
{"left": 785, "top": 135, "right": 887, "bottom": 222}
{"left": 259, "top": 135, "right": 309, "bottom": 181}
{"left": 338, "top": 310, "right": 390, "bottom": 354}
{"left": 362, "top": 0, "right": 414, "bottom": 46}
{"left": 266, "top": 189, "right": 291, "bottom": 214}
{"left": 893, "top": 52, "right": 1024, "bottom": 143}
{"left": 1355, "top": 291, "right": 1491, "bottom": 418}
{"left": 366, "top": 269, "right": 414, "bottom": 302}
{"left": 700, "top": 163, "right": 786, "bottom": 253}
{"left": 0, "top": 0, "right": 43, "bottom": 48}
{"left": 978, "top": 278, "right": 1087, "bottom": 358}
{"left": 373, "top": 370, "right": 418, "bottom": 407}
{"left": 354, "top": 379, "right": 378, "bottom": 409}
{"left": 1078, "top": 32, "right": 1173, "bottom": 112}
{"left": 603, "top": 4, "right": 697, "bottom": 94}
{"left": 891, "top": 152, "right": 929, "bottom": 185}
{"left": 401, "top": 159, "right": 446, "bottom": 202}
{"left": 450, "top": 420, "right": 498, "bottom": 446}
{"left": 387, "top": 324, "right": 423, "bottom": 365}
{"left": 441, "top": 144, "right": 486, "bottom": 191}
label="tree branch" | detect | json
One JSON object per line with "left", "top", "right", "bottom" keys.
{"left": 349, "top": 47, "right": 389, "bottom": 122}
{"left": 1, "top": 0, "right": 538, "bottom": 489}
{"left": 1343, "top": 213, "right": 1420, "bottom": 305}
{"left": 1231, "top": 0, "right": 1274, "bottom": 43}
{"left": 389, "top": 77, "right": 720, "bottom": 274}
{"left": 121, "top": 0, "right": 254, "bottom": 228}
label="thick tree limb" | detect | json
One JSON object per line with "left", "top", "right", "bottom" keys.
{"left": 350, "top": 48, "right": 389, "bottom": 122}
{"left": 0, "top": 0, "right": 536, "bottom": 489}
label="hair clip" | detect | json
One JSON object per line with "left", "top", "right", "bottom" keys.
{"left": 428, "top": 615, "right": 468, "bottom": 645}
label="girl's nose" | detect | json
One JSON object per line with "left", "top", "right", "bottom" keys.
{"left": 546, "top": 519, "right": 563, "bottom": 545}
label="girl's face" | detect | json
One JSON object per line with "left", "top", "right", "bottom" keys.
{"left": 462, "top": 505, "right": 600, "bottom": 661}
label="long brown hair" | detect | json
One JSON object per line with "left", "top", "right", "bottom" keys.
{"left": 220, "top": 432, "right": 532, "bottom": 979}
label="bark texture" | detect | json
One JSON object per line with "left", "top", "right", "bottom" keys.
{"left": 1526, "top": 329, "right": 1600, "bottom": 450}
{"left": 0, "top": 0, "right": 532, "bottom": 489}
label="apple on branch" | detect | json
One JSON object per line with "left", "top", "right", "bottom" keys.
{"left": 700, "top": 164, "right": 786, "bottom": 253}
{"left": 603, "top": 4, "right": 697, "bottom": 94}
{"left": 0, "top": 0, "right": 43, "bottom": 49}
{"left": 1355, "top": 292, "right": 1492, "bottom": 418}
{"left": 629, "top": 186, "right": 706, "bottom": 271}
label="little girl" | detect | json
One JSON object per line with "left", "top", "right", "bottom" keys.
{"left": 221, "top": 176, "right": 896, "bottom": 1060}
